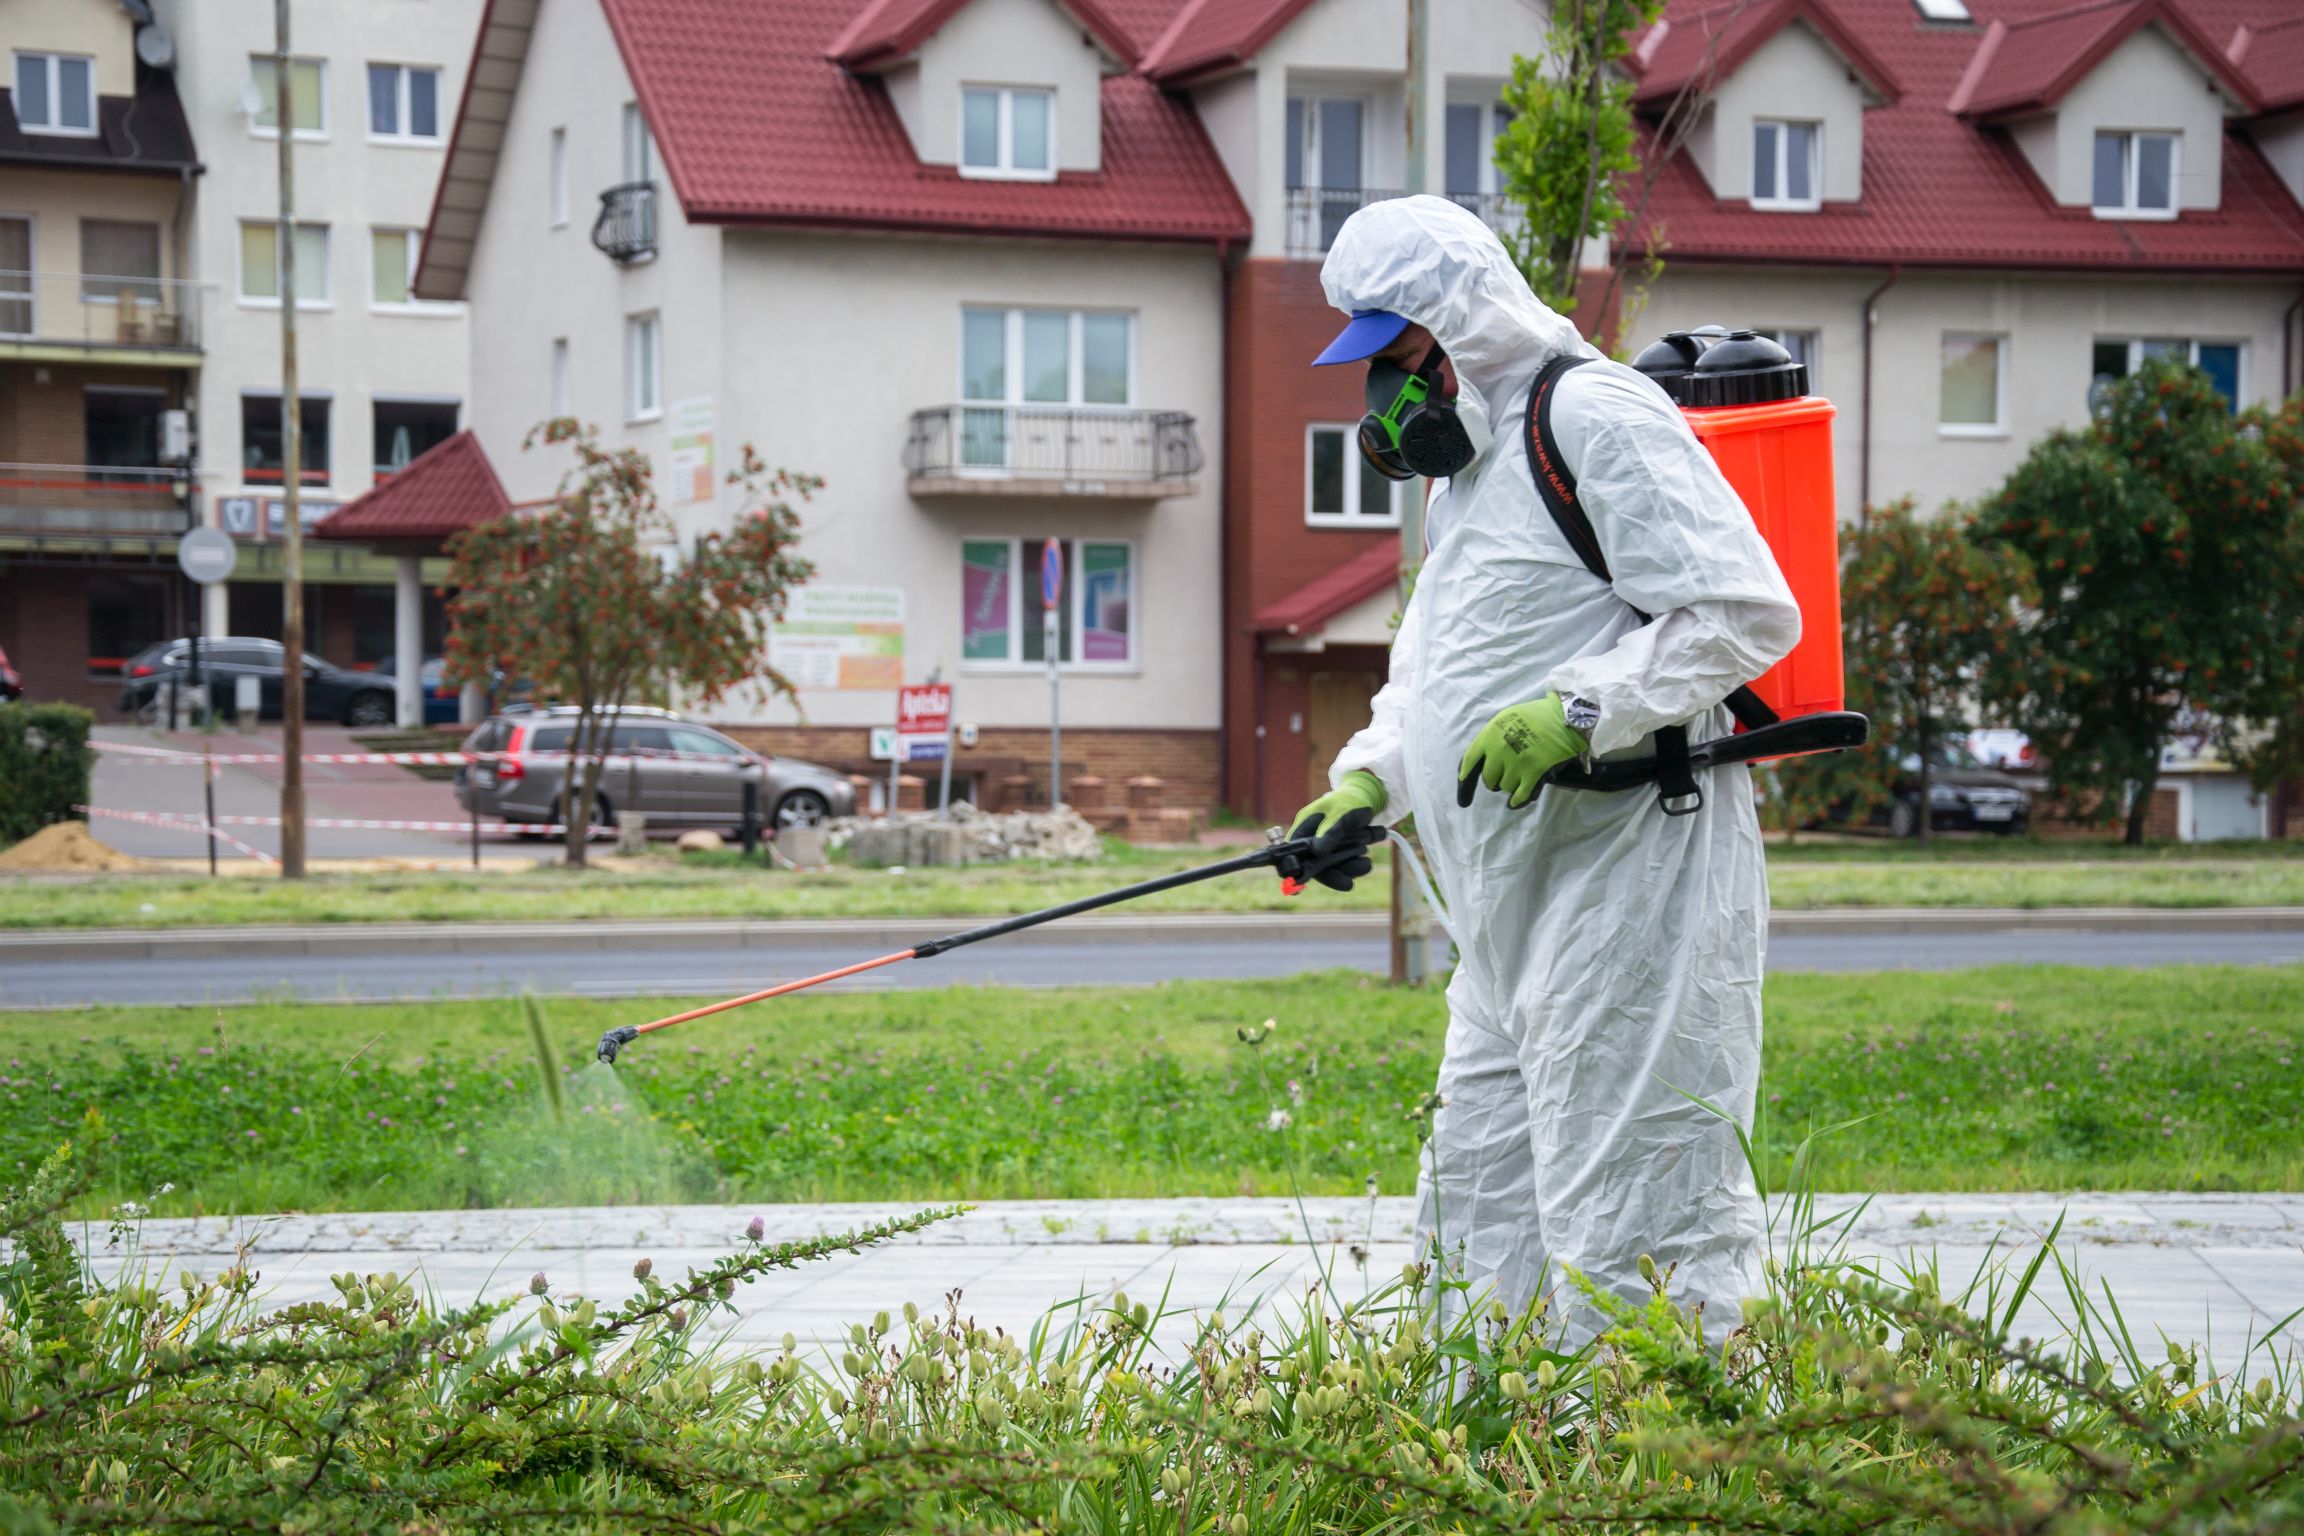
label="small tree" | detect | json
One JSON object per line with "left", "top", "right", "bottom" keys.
{"left": 1492, "top": 0, "right": 1662, "bottom": 321}
{"left": 1973, "top": 360, "right": 2300, "bottom": 844}
{"left": 445, "top": 422, "right": 817, "bottom": 866}
{"left": 1762, "top": 501, "right": 2033, "bottom": 842}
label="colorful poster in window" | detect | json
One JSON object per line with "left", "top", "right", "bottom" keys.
{"left": 962, "top": 541, "right": 1011, "bottom": 660}
{"left": 667, "top": 397, "right": 714, "bottom": 504}
{"left": 1079, "top": 543, "right": 1130, "bottom": 663}
{"left": 768, "top": 584, "right": 904, "bottom": 690}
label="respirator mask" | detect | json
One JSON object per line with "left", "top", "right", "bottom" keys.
{"left": 1357, "top": 344, "right": 1487, "bottom": 481}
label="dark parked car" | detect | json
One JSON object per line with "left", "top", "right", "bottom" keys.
{"left": 453, "top": 706, "right": 857, "bottom": 833}
{"left": 0, "top": 643, "right": 21, "bottom": 701}
{"left": 118, "top": 637, "right": 398, "bottom": 727}
{"left": 1877, "top": 741, "right": 2032, "bottom": 837}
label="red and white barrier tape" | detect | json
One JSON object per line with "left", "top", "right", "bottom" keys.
{"left": 94, "top": 740, "right": 761, "bottom": 768}
{"left": 77, "top": 805, "right": 279, "bottom": 865}
{"left": 77, "top": 803, "right": 600, "bottom": 839}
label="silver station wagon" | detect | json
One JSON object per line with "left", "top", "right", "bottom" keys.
{"left": 453, "top": 706, "right": 856, "bottom": 833}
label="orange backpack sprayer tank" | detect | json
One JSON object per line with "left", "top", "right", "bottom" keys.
{"left": 1631, "top": 328, "right": 1844, "bottom": 728}
{"left": 1521, "top": 329, "right": 1867, "bottom": 812}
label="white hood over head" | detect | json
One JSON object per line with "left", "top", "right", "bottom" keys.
{"left": 1319, "top": 195, "right": 1598, "bottom": 406}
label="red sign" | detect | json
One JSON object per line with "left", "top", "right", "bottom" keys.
{"left": 898, "top": 684, "right": 952, "bottom": 737}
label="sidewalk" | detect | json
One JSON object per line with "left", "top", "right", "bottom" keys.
{"left": 85, "top": 1194, "right": 2304, "bottom": 1370}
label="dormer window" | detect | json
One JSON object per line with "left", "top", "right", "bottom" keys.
{"left": 1751, "top": 120, "right": 1819, "bottom": 210}
{"left": 2092, "top": 131, "right": 2176, "bottom": 219}
{"left": 960, "top": 85, "right": 1053, "bottom": 180}
{"left": 13, "top": 51, "right": 97, "bottom": 137}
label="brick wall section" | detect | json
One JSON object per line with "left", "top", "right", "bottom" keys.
{"left": 0, "top": 569, "right": 108, "bottom": 712}
{"left": 716, "top": 724, "right": 1222, "bottom": 812}
{"left": 2031, "top": 787, "right": 2180, "bottom": 842}
{"left": 0, "top": 361, "right": 189, "bottom": 464}
{"left": 1222, "top": 258, "right": 1401, "bottom": 821}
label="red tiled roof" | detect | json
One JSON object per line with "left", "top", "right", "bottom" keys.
{"left": 1631, "top": 0, "right": 1901, "bottom": 107}
{"left": 600, "top": 0, "right": 1248, "bottom": 243}
{"left": 1949, "top": 0, "right": 2258, "bottom": 118}
{"left": 1628, "top": 0, "right": 2304, "bottom": 275}
{"left": 2229, "top": 13, "right": 2304, "bottom": 111}
{"left": 828, "top": 0, "right": 1137, "bottom": 69}
{"left": 1139, "top": 0, "right": 1316, "bottom": 84}
{"left": 1251, "top": 541, "right": 1399, "bottom": 636}
{"left": 313, "top": 432, "right": 513, "bottom": 545}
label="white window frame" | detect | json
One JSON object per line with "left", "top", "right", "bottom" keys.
{"left": 1442, "top": 96, "right": 1514, "bottom": 199}
{"left": 2092, "top": 130, "right": 2180, "bottom": 220}
{"left": 625, "top": 311, "right": 662, "bottom": 422}
{"left": 12, "top": 51, "right": 97, "bottom": 138}
{"left": 622, "top": 102, "right": 655, "bottom": 183}
{"left": 1938, "top": 332, "right": 2007, "bottom": 438}
{"left": 958, "top": 307, "right": 1137, "bottom": 409}
{"left": 957, "top": 84, "right": 1056, "bottom": 181}
{"left": 1751, "top": 119, "right": 1821, "bottom": 211}
{"left": 550, "top": 337, "right": 571, "bottom": 416}
{"left": 548, "top": 126, "right": 569, "bottom": 226}
{"left": 2091, "top": 337, "right": 2246, "bottom": 410}
{"left": 366, "top": 62, "right": 443, "bottom": 144}
{"left": 1304, "top": 422, "right": 1405, "bottom": 528}
{"left": 958, "top": 536, "right": 1140, "bottom": 674}
{"left": 0, "top": 212, "right": 34, "bottom": 336}
{"left": 368, "top": 227, "right": 455, "bottom": 314}
{"left": 236, "top": 220, "right": 332, "bottom": 310}
{"left": 247, "top": 54, "right": 328, "bottom": 141}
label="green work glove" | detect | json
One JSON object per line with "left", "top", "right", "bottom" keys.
{"left": 1287, "top": 770, "right": 1387, "bottom": 893}
{"left": 1456, "top": 693, "right": 1590, "bottom": 811}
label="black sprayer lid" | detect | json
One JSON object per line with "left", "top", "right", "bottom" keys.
{"left": 1683, "top": 329, "right": 1807, "bottom": 407}
{"left": 1629, "top": 325, "right": 1730, "bottom": 404}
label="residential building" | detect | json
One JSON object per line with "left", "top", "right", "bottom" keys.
{"left": 0, "top": 0, "right": 202, "bottom": 712}
{"left": 1625, "top": 0, "right": 2304, "bottom": 523}
{"left": 155, "top": 0, "right": 481, "bottom": 694}
{"left": 1134, "top": 0, "right": 1555, "bottom": 823}
{"left": 419, "top": 0, "right": 1244, "bottom": 806}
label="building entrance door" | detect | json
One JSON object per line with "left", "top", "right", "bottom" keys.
{"left": 1305, "top": 669, "right": 1382, "bottom": 804}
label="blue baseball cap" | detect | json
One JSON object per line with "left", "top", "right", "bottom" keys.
{"left": 1313, "top": 308, "right": 1410, "bottom": 366}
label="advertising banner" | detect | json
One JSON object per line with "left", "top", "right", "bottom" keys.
{"left": 668, "top": 397, "right": 715, "bottom": 504}
{"left": 769, "top": 585, "right": 904, "bottom": 690}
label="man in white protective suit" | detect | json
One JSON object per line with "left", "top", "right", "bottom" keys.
{"left": 1286, "top": 196, "right": 1802, "bottom": 1339}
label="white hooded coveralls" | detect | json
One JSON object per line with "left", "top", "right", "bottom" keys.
{"left": 1321, "top": 198, "right": 1802, "bottom": 1336}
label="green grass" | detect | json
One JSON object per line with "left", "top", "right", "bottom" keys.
{"left": 7, "top": 966, "right": 2297, "bottom": 1215}
{"left": 7, "top": 833, "right": 2304, "bottom": 928}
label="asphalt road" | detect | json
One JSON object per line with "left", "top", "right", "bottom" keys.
{"left": 6, "top": 922, "right": 2301, "bottom": 1009}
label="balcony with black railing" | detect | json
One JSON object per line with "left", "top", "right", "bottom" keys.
{"left": 0, "top": 270, "right": 203, "bottom": 357}
{"left": 591, "top": 183, "right": 658, "bottom": 263}
{"left": 904, "top": 407, "right": 1203, "bottom": 499}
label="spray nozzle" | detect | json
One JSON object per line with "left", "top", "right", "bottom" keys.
{"left": 596, "top": 1025, "right": 640, "bottom": 1065}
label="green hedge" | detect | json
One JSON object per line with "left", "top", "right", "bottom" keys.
{"left": 0, "top": 702, "right": 95, "bottom": 846}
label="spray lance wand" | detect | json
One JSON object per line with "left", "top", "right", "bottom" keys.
{"left": 594, "top": 826, "right": 1368, "bottom": 1064}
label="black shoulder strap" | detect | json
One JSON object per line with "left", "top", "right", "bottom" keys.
{"left": 1524, "top": 354, "right": 1782, "bottom": 743}
{"left": 1526, "top": 356, "right": 1610, "bottom": 585}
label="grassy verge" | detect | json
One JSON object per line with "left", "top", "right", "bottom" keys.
{"left": 7, "top": 966, "right": 2297, "bottom": 1214}
{"left": 9, "top": 1137, "right": 2296, "bottom": 1536}
{"left": 9, "top": 836, "right": 2304, "bottom": 928}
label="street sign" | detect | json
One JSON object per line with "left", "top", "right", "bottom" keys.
{"left": 1040, "top": 540, "right": 1064, "bottom": 611}
{"left": 177, "top": 527, "right": 238, "bottom": 585}
{"left": 897, "top": 683, "right": 952, "bottom": 763}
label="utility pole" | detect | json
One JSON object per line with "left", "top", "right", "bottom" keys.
{"left": 1390, "top": 0, "right": 1433, "bottom": 986}
{"left": 275, "top": 0, "right": 307, "bottom": 878}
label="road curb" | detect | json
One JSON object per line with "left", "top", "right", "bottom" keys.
{"left": 4, "top": 906, "right": 2302, "bottom": 963}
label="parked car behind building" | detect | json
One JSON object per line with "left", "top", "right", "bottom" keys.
{"left": 453, "top": 706, "right": 855, "bottom": 833}
{"left": 1879, "top": 741, "right": 2032, "bottom": 838}
{"left": 117, "top": 639, "right": 399, "bottom": 727}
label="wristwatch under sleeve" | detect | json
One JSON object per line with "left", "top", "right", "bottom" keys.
{"left": 1562, "top": 693, "right": 1601, "bottom": 737}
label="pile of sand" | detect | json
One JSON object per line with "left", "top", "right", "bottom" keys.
{"left": 0, "top": 820, "right": 149, "bottom": 873}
